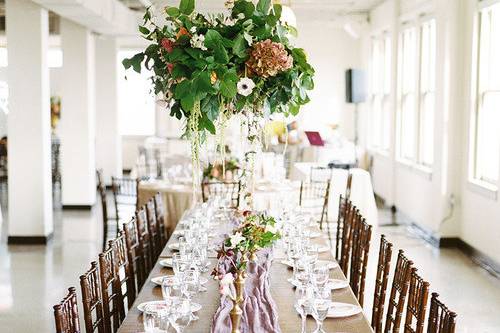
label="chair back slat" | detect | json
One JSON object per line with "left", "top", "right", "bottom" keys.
{"left": 427, "top": 293, "right": 457, "bottom": 333}
{"left": 154, "top": 192, "right": 168, "bottom": 246}
{"left": 299, "top": 181, "right": 330, "bottom": 229}
{"left": 80, "top": 262, "right": 105, "bottom": 333}
{"left": 201, "top": 181, "right": 241, "bottom": 209}
{"left": 384, "top": 250, "right": 414, "bottom": 333}
{"left": 109, "top": 232, "right": 136, "bottom": 310}
{"left": 349, "top": 215, "right": 372, "bottom": 306}
{"left": 111, "top": 177, "right": 139, "bottom": 221}
{"left": 99, "top": 247, "right": 125, "bottom": 333}
{"left": 404, "top": 268, "right": 430, "bottom": 333}
{"left": 146, "top": 199, "right": 161, "bottom": 258}
{"left": 136, "top": 208, "right": 153, "bottom": 275}
{"left": 372, "top": 235, "right": 393, "bottom": 333}
{"left": 123, "top": 217, "right": 146, "bottom": 291}
{"left": 53, "top": 287, "right": 81, "bottom": 333}
{"left": 339, "top": 203, "right": 356, "bottom": 274}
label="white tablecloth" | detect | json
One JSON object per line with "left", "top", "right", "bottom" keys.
{"left": 290, "top": 162, "right": 378, "bottom": 225}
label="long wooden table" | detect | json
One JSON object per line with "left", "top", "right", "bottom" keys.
{"left": 118, "top": 220, "right": 374, "bottom": 332}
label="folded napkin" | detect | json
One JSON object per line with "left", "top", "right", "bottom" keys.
{"left": 211, "top": 251, "right": 282, "bottom": 333}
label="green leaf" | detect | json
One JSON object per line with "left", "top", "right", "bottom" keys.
{"left": 138, "top": 25, "right": 150, "bottom": 35}
{"left": 179, "top": 0, "right": 195, "bottom": 15}
{"left": 233, "top": 34, "right": 248, "bottom": 58}
{"left": 174, "top": 80, "right": 191, "bottom": 99}
{"left": 256, "top": 0, "right": 272, "bottom": 14}
{"left": 204, "top": 30, "right": 223, "bottom": 49}
{"left": 193, "top": 72, "right": 215, "bottom": 98}
{"left": 180, "top": 94, "right": 195, "bottom": 112}
{"left": 220, "top": 73, "right": 237, "bottom": 98}
{"left": 199, "top": 114, "right": 216, "bottom": 134}
{"left": 201, "top": 96, "right": 220, "bottom": 121}
{"left": 214, "top": 47, "right": 229, "bottom": 64}
{"left": 273, "top": 4, "right": 282, "bottom": 19}
{"left": 289, "top": 103, "right": 300, "bottom": 116}
{"left": 122, "top": 53, "right": 145, "bottom": 73}
{"left": 166, "top": 7, "right": 180, "bottom": 17}
{"left": 233, "top": 0, "right": 255, "bottom": 18}
{"left": 171, "top": 64, "right": 189, "bottom": 80}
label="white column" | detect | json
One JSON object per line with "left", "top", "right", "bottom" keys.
{"left": 95, "top": 36, "right": 122, "bottom": 185}
{"left": 6, "top": 0, "right": 53, "bottom": 242}
{"left": 59, "top": 18, "right": 96, "bottom": 206}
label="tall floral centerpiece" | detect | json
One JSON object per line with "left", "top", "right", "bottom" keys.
{"left": 212, "top": 212, "right": 280, "bottom": 333}
{"left": 123, "top": 0, "right": 315, "bottom": 199}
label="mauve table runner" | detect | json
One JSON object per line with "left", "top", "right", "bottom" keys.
{"left": 211, "top": 252, "right": 281, "bottom": 333}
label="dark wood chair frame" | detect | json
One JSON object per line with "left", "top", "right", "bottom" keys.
{"left": 108, "top": 231, "right": 136, "bottom": 311}
{"left": 201, "top": 180, "right": 241, "bottom": 209}
{"left": 427, "top": 293, "right": 457, "bottom": 333}
{"left": 80, "top": 261, "right": 105, "bottom": 333}
{"left": 299, "top": 180, "right": 331, "bottom": 230}
{"left": 123, "top": 217, "right": 146, "bottom": 291}
{"left": 372, "top": 235, "right": 393, "bottom": 333}
{"left": 153, "top": 192, "right": 168, "bottom": 246}
{"left": 384, "top": 250, "right": 414, "bottom": 333}
{"left": 136, "top": 208, "right": 153, "bottom": 275}
{"left": 53, "top": 287, "right": 81, "bottom": 333}
{"left": 111, "top": 177, "right": 139, "bottom": 223}
{"left": 404, "top": 268, "right": 430, "bottom": 333}
{"left": 146, "top": 199, "right": 162, "bottom": 259}
{"left": 349, "top": 215, "right": 372, "bottom": 307}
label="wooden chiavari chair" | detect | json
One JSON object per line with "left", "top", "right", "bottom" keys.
{"left": 146, "top": 199, "right": 161, "bottom": 258}
{"left": 349, "top": 214, "right": 372, "bottom": 307}
{"left": 427, "top": 293, "right": 457, "bottom": 333}
{"left": 299, "top": 180, "right": 330, "bottom": 230}
{"left": 310, "top": 166, "right": 332, "bottom": 182}
{"left": 136, "top": 208, "right": 153, "bottom": 275}
{"left": 111, "top": 177, "right": 139, "bottom": 223}
{"left": 201, "top": 181, "right": 241, "bottom": 209}
{"left": 123, "top": 217, "right": 146, "bottom": 291}
{"left": 372, "top": 235, "right": 394, "bottom": 333}
{"left": 99, "top": 247, "right": 125, "bottom": 333}
{"left": 53, "top": 287, "right": 81, "bottom": 333}
{"left": 339, "top": 203, "right": 357, "bottom": 275}
{"left": 384, "top": 250, "right": 414, "bottom": 333}
{"left": 108, "top": 232, "right": 136, "bottom": 310}
{"left": 153, "top": 192, "right": 168, "bottom": 246}
{"left": 404, "top": 268, "right": 430, "bottom": 333}
{"left": 80, "top": 262, "right": 105, "bottom": 333}
{"left": 97, "top": 182, "right": 118, "bottom": 252}
{"left": 334, "top": 174, "right": 354, "bottom": 256}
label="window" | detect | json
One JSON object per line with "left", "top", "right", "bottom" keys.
{"left": 370, "top": 35, "right": 391, "bottom": 151}
{"left": 472, "top": 2, "right": 500, "bottom": 184}
{"left": 397, "top": 27, "right": 417, "bottom": 160}
{"left": 419, "top": 20, "right": 436, "bottom": 166}
{"left": 118, "top": 50, "right": 155, "bottom": 136}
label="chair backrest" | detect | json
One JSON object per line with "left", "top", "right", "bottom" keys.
{"left": 349, "top": 215, "right": 372, "bottom": 307}
{"left": 201, "top": 181, "right": 241, "bottom": 209}
{"left": 136, "top": 208, "right": 153, "bottom": 276}
{"left": 97, "top": 183, "right": 110, "bottom": 252}
{"left": 310, "top": 166, "right": 332, "bottom": 182}
{"left": 335, "top": 195, "right": 349, "bottom": 261}
{"left": 339, "top": 203, "right": 357, "bottom": 274}
{"left": 109, "top": 231, "right": 136, "bottom": 310}
{"left": 384, "top": 250, "right": 414, "bottom": 333}
{"left": 372, "top": 235, "right": 393, "bottom": 333}
{"left": 404, "top": 268, "right": 430, "bottom": 333}
{"left": 123, "top": 217, "right": 145, "bottom": 291}
{"left": 111, "top": 177, "right": 140, "bottom": 219}
{"left": 146, "top": 199, "right": 161, "bottom": 258}
{"left": 99, "top": 246, "right": 125, "bottom": 333}
{"left": 53, "top": 287, "right": 81, "bottom": 333}
{"left": 80, "top": 262, "right": 105, "bottom": 333}
{"left": 153, "top": 192, "right": 167, "bottom": 246}
{"left": 427, "top": 293, "right": 457, "bottom": 333}
{"left": 299, "top": 180, "right": 330, "bottom": 229}
{"left": 345, "top": 172, "right": 353, "bottom": 199}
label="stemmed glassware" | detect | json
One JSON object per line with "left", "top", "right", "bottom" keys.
{"left": 143, "top": 303, "right": 169, "bottom": 333}
{"left": 311, "top": 299, "right": 333, "bottom": 333}
{"left": 294, "top": 285, "right": 310, "bottom": 333}
{"left": 181, "top": 269, "right": 200, "bottom": 321}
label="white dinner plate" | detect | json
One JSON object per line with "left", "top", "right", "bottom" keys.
{"left": 137, "top": 300, "right": 202, "bottom": 313}
{"left": 327, "top": 302, "right": 362, "bottom": 318}
{"left": 280, "top": 259, "right": 338, "bottom": 270}
{"left": 168, "top": 243, "right": 180, "bottom": 250}
{"left": 159, "top": 258, "right": 173, "bottom": 268}
{"left": 289, "top": 278, "right": 348, "bottom": 290}
{"left": 151, "top": 275, "right": 208, "bottom": 286}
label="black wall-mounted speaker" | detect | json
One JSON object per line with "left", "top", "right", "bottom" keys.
{"left": 345, "top": 69, "right": 367, "bottom": 104}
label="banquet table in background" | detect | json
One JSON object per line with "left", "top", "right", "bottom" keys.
{"left": 137, "top": 179, "right": 301, "bottom": 236}
{"left": 116, "top": 211, "right": 374, "bottom": 333}
{"left": 290, "top": 163, "right": 379, "bottom": 225}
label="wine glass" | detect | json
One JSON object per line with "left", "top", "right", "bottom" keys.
{"left": 294, "top": 285, "right": 310, "bottom": 333}
{"left": 311, "top": 299, "right": 332, "bottom": 333}
{"left": 170, "top": 298, "right": 192, "bottom": 333}
{"left": 293, "top": 259, "right": 311, "bottom": 287}
{"left": 172, "top": 254, "right": 190, "bottom": 277}
{"left": 311, "top": 264, "right": 330, "bottom": 291}
{"left": 143, "top": 303, "right": 169, "bottom": 333}
{"left": 162, "top": 276, "right": 183, "bottom": 300}
{"left": 181, "top": 269, "right": 200, "bottom": 320}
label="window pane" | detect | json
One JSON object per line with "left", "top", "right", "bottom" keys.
{"left": 383, "top": 37, "right": 392, "bottom": 94}
{"left": 371, "top": 95, "right": 382, "bottom": 147}
{"left": 420, "top": 93, "right": 434, "bottom": 165}
{"left": 382, "top": 96, "right": 391, "bottom": 150}
{"left": 476, "top": 92, "right": 500, "bottom": 182}
{"left": 118, "top": 50, "right": 155, "bottom": 136}
{"left": 401, "top": 93, "right": 415, "bottom": 159}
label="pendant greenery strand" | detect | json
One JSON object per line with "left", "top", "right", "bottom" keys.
{"left": 190, "top": 100, "right": 201, "bottom": 199}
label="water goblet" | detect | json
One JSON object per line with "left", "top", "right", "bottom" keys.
{"left": 143, "top": 303, "right": 169, "bottom": 333}
{"left": 162, "top": 276, "right": 183, "bottom": 300}
{"left": 294, "top": 285, "right": 311, "bottom": 333}
{"left": 170, "top": 298, "right": 192, "bottom": 333}
{"left": 312, "top": 264, "right": 330, "bottom": 291}
{"left": 311, "top": 299, "right": 332, "bottom": 333}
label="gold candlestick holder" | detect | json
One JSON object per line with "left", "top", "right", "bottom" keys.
{"left": 229, "top": 270, "right": 246, "bottom": 333}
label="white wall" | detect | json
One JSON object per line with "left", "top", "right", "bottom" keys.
{"left": 364, "top": 0, "right": 500, "bottom": 265}
{"left": 295, "top": 16, "right": 362, "bottom": 140}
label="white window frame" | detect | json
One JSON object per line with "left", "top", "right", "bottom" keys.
{"left": 468, "top": 0, "right": 500, "bottom": 190}
{"left": 396, "top": 16, "right": 436, "bottom": 171}
{"left": 369, "top": 32, "right": 391, "bottom": 152}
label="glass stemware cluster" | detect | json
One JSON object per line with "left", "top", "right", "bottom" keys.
{"left": 282, "top": 213, "right": 333, "bottom": 333}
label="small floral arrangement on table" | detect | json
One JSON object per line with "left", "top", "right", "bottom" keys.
{"left": 123, "top": 0, "right": 315, "bottom": 191}
{"left": 203, "top": 157, "right": 240, "bottom": 181}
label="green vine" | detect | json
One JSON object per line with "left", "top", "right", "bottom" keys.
{"left": 190, "top": 100, "right": 201, "bottom": 198}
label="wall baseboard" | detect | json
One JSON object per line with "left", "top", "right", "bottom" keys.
{"left": 62, "top": 205, "right": 93, "bottom": 210}
{"left": 8, "top": 233, "right": 53, "bottom": 245}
